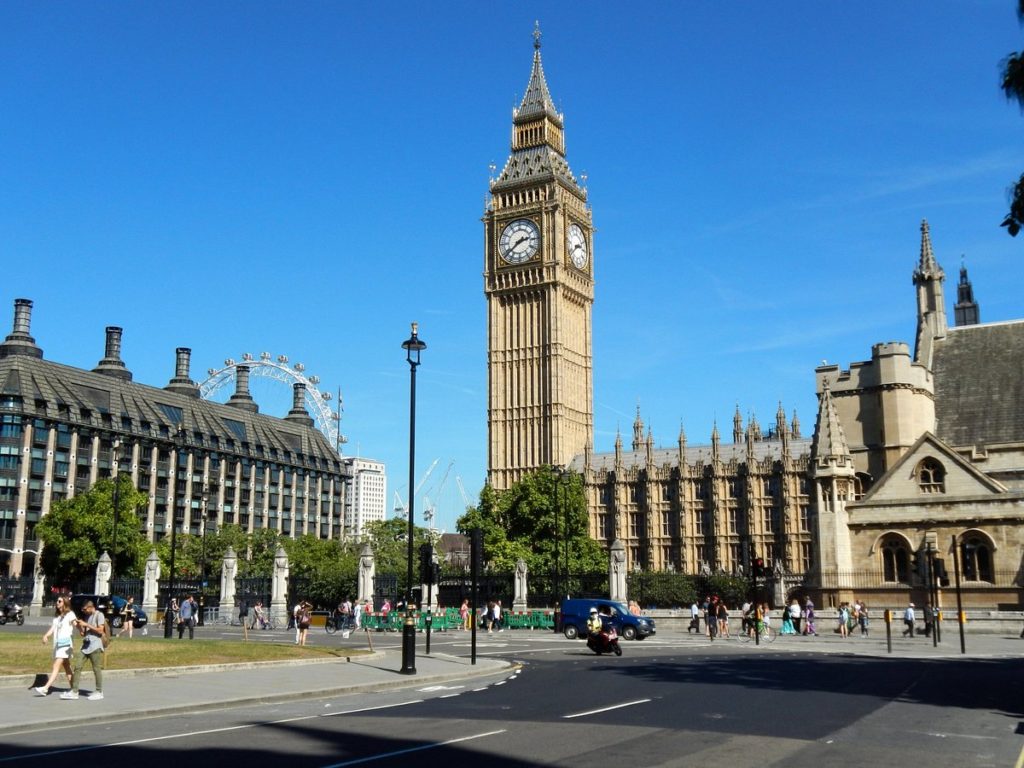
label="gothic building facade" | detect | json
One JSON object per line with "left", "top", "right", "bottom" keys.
{"left": 485, "top": 32, "right": 1023, "bottom": 607}
{"left": 0, "top": 299, "right": 349, "bottom": 578}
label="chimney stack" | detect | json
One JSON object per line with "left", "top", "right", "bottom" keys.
{"left": 226, "top": 365, "right": 259, "bottom": 413}
{"left": 164, "top": 347, "right": 200, "bottom": 397}
{"left": 0, "top": 298, "right": 43, "bottom": 359}
{"left": 93, "top": 326, "right": 132, "bottom": 381}
{"left": 285, "top": 382, "right": 314, "bottom": 426}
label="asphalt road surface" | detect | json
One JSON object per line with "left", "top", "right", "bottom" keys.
{"left": 3, "top": 628, "right": 1021, "bottom": 767}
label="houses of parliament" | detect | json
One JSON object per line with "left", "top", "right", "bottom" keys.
{"left": 485, "top": 29, "right": 1024, "bottom": 606}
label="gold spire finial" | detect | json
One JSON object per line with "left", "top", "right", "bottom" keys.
{"left": 533, "top": 20, "right": 542, "bottom": 50}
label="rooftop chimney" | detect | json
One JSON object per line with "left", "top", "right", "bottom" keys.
{"left": 226, "top": 365, "right": 259, "bottom": 413}
{"left": 285, "top": 382, "right": 314, "bottom": 426}
{"left": 0, "top": 298, "right": 43, "bottom": 359}
{"left": 164, "top": 347, "right": 200, "bottom": 397}
{"left": 93, "top": 326, "right": 132, "bottom": 381}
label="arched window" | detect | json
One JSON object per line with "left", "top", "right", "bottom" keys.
{"left": 962, "top": 535, "right": 994, "bottom": 582}
{"left": 916, "top": 458, "right": 946, "bottom": 493}
{"left": 880, "top": 535, "right": 910, "bottom": 583}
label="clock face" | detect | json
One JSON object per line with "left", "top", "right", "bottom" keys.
{"left": 567, "top": 223, "right": 588, "bottom": 269}
{"left": 499, "top": 219, "right": 540, "bottom": 264}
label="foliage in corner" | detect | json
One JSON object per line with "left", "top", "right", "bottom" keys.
{"left": 37, "top": 476, "right": 149, "bottom": 587}
{"left": 456, "top": 467, "right": 605, "bottom": 574}
{"left": 1000, "top": 1, "right": 1024, "bottom": 236}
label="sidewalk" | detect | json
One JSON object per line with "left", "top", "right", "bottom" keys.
{"left": 0, "top": 650, "right": 513, "bottom": 736}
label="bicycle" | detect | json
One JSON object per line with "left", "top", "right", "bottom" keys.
{"left": 325, "top": 614, "right": 354, "bottom": 635}
{"left": 738, "top": 620, "right": 775, "bottom": 644}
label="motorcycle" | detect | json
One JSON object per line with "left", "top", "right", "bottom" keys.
{"left": 0, "top": 603, "right": 24, "bottom": 626}
{"left": 586, "top": 626, "right": 622, "bottom": 656}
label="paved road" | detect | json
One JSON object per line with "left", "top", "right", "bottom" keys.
{"left": 2, "top": 626, "right": 1021, "bottom": 767}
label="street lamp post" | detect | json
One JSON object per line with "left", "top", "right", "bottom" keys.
{"left": 400, "top": 322, "right": 426, "bottom": 675}
{"left": 198, "top": 488, "right": 211, "bottom": 627}
{"left": 110, "top": 439, "right": 121, "bottom": 581}
{"left": 164, "top": 423, "right": 185, "bottom": 638}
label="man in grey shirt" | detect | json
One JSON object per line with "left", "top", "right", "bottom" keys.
{"left": 178, "top": 594, "right": 196, "bottom": 639}
{"left": 61, "top": 600, "right": 106, "bottom": 700}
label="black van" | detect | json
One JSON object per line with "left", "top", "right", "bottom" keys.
{"left": 559, "top": 598, "right": 655, "bottom": 641}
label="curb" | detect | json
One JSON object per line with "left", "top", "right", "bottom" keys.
{"left": 0, "top": 653, "right": 516, "bottom": 736}
{"left": 0, "top": 650, "right": 384, "bottom": 690}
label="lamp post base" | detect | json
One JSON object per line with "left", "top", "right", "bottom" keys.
{"left": 163, "top": 611, "right": 174, "bottom": 639}
{"left": 399, "top": 615, "right": 417, "bottom": 674}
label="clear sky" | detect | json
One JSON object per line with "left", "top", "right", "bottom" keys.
{"left": 2, "top": 3, "right": 1021, "bottom": 533}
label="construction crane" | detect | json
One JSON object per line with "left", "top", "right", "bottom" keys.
{"left": 423, "top": 460, "right": 454, "bottom": 531}
{"left": 393, "top": 457, "right": 440, "bottom": 519}
{"left": 456, "top": 475, "right": 473, "bottom": 510}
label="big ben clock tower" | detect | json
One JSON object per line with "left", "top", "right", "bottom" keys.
{"left": 485, "top": 24, "right": 594, "bottom": 491}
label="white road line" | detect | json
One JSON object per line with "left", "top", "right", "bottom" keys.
{"left": 0, "top": 700, "right": 426, "bottom": 763}
{"left": 562, "top": 699, "right": 651, "bottom": 719}
{"left": 318, "top": 729, "right": 507, "bottom": 767}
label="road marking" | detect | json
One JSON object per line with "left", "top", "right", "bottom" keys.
{"left": 562, "top": 699, "right": 651, "bottom": 719}
{"left": 1014, "top": 741, "right": 1024, "bottom": 768}
{"left": 0, "top": 700, "right": 426, "bottom": 763}
{"left": 417, "top": 685, "right": 464, "bottom": 692}
{"left": 317, "top": 729, "right": 507, "bottom": 767}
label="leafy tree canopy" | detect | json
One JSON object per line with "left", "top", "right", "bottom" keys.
{"left": 37, "top": 476, "right": 149, "bottom": 588}
{"left": 1000, "top": 1, "right": 1024, "bottom": 236}
{"left": 457, "top": 467, "right": 605, "bottom": 574}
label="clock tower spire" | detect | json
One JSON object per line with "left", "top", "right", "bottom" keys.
{"left": 484, "top": 24, "right": 595, "bottom": 491}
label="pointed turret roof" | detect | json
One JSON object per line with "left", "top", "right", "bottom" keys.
{"left": 810, "top": 383, "right": 854, "bottom": 475}
{"left": 514, "top": 23, "right": 563, "bottom": 126}
{"left": 914, "top": 219, "right": 944, "bottom": 280}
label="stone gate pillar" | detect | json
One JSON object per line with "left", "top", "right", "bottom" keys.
{"left": 270, "top": 546, "right": 289, "bottom": 625}
{"left": 357, "top": 542, "right": 375, "bottom": 605}
{"left": 220, "top": 546, "right": 237, "bottom": 614}
{"left": 142, "top": 550, "right": 161, "bottom": 616}
{"left": 609, "top": 539, "right": 627, "bottom": 603}
{"left": 30, "top": 559, "right": 45, "bottom": 617}
{"left": 94, "top": 551, "right": 111, "bottom": 595}
{"left": 513, "top": 558, "right": 528, "bottom": 612}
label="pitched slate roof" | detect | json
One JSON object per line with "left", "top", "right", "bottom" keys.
{"left": 932, "top": 319, "right": 1024, "bottom": 447}
{"left": 0, "top": 354, "right": 342, "bottom": 471}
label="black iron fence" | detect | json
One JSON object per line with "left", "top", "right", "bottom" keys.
{"left": 798, "top": 568, "right": 1023, "bottom": 590}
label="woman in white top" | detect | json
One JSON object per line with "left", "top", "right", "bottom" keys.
{"left": 35, "top": 596, "right": 76, "bottom": 696}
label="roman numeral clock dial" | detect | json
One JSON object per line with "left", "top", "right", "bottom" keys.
{"left": 499, "top": 218, "right": 540, "bottom": 264}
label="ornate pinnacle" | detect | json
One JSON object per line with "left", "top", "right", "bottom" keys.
{"left": 533, "top": 20, "right": 542, "bottom": 50}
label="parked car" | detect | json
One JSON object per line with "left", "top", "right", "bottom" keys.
{"left": 69, "top": 594, "right": 148, "bottom": 629}
{"left": 559, "top": 598, "right": 656, "bottom": 641}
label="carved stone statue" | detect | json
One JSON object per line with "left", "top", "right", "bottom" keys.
{"left": 94, "top": 551, "right": 111, "bottom": 595}
{"left": 609, "top": 539, "right": 627, "bottom": 602}
{"left": 513, "top": 558, "right": 528, "bottom": 611}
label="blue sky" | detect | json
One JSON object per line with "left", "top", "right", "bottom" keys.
{"left": 2, "top": 3, "right": 1021, "bottom": 533}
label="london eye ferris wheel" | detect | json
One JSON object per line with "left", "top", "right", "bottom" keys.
{"left": 198, "top": 352, "right": 346, "bottom": 453}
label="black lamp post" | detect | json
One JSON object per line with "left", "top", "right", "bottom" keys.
{"left": 110, "top": 438, "right": 121, "bottom": 581}
{"left": 164, "top": 423, "right": 185, "bottom": 638}
{"left": 400, "top": 322, "right": 426, "bottom": 675}
{"left": 198, "top": 488, "right": 212, "bottom": 627}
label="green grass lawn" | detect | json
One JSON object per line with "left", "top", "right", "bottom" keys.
{"left": 0, "top": 633, "right": 368, "bottom": 677}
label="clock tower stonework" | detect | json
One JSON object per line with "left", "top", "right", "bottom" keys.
{"left": 484, "top": 27, "right": 594, "bottom": 491}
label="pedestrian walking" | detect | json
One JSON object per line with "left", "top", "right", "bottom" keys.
{"left": 802, "top": 598, "right": 817, "bottom": 636}
{"left": 903, "top": 602, "right": 916, "bottom": 637}
{"left": 177, "top": 594, "right": 197, "bottom": 639}
{"left": 61, "top": 600, "right": 106, "bottom": 700}
{"left": 296, "top": 601, "right": 311, "bottom": 646}
{"left": 460, "top": 598, "right": 470, "bottom": 630}
{"left": 788, "top": 599, "right": 802, "bottom": 635}
{"left": 117, "top": 596, "right": 137, "bottom": 639}
{"left": 35, "top": 595, "right": 76, "bottom": 696}
{"left": 859, "top": 603, "right": 869, "bottom": 636}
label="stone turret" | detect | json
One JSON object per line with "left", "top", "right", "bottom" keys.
{"left": 0, "top": 298, "right": 43, "bottom": 359}
{"left": 913, "top": 219, "right": 948, "bottom": 368}
{"left": 810, "top": 383, "right": 856, "bottom": 583}
{"left": 93, "top": 326, "right": 132, "bottom": 381}
{"left": 164, "top": 347, "right": 200, "bottom": 397}
{"left": 953, "top": 261, "right": 980, "bottom": 327}
{"left": 226, "top": 365, "right": 259, "bottom": 413}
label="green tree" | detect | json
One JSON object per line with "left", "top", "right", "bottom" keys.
{"left": 281, "top": 535, "right": 358, "bottom": 607}
{"left": 37, "top": 476, "right": 149, "bottom": 587}
{"left": 1001, "top": 0, "right": 1024, "bottom": 235}
{"left": 363, "top": 518, "right": 433, "bottom": 576}
{"left": 457, "top": 467, "right": 605, "bottom": 574}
